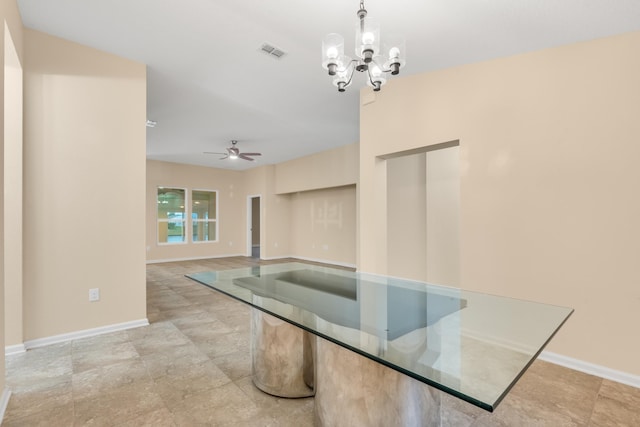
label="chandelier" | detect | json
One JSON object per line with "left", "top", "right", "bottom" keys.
{"left": 322, "top": 0, "right": 406, "bottom": 92}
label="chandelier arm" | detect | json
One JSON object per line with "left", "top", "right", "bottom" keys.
{"left": 338, "top": 59, "right": 359, "bottom": 74}
{"left": 369, "top": 58, "right": 393, "bottom": 74}
{"left": 343, "top": 62, "right": 358, "bottom": 88}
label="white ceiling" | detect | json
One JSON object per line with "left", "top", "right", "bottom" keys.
{"left": 17, "top": 0, "right": 640, "bottom": 170}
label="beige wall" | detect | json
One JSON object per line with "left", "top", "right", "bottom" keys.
{"left": 4, "top": 19, "right": 23, "bottom": 346}
{"left": 1, "top": 0, "right": 24, "bottom": 396}
{"left": 262, "top": 166, "right": 292, "bottom": 259}
{"left": 275, "top": 143, "right": 358, "bottom": 265}
{"left": 0, "top": 19, "right": 5, "bottom": 404}
{"left": 359, "top": 31, "right": 640, "bottom": 375}
{"left": 23, "top": 30, "right": 147, "bottom": 340}
{"left": 275, "top": 142, "right": 358, "bottom": 194}
{"left": 387, "top": 153, "right": 427, "bottom": 280}
{"left": 426, "top": 146, "right": 460, "bottom": 286}
{"left": 242, "top": 165, "right": 291, "bottom": 259}
{"left": 289, "top": 185, "right": 356, "bottom": 266}
{"left": 386, "top": 146, "right": 460, "bottom": 284}
{"left": 146, "top": 160, "right": 245, "bottom": 261}
{"left": 150, "top": 144, "right": 359, "bottom": 264}
{"left": 146, "top": 162, "right": 294, "bottom": 263}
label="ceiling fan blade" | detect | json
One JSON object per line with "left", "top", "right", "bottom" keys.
{"left": 239, "top": 154, "right": 256, "bottom": 161}
{"left": 203, "top": 151, "right": 226, "bottom": 155}
{"left": 241, "top": 152, "right": 261, "bottom": 156}
{"left": 219, "top": 154, "right": 229, "bottom": 160}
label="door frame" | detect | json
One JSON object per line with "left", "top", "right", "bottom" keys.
{"left": 246, "top": 195, "right": 261, "bottom": 257}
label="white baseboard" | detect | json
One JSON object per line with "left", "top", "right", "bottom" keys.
{"left": 540, "top": 351, "right": 640, "bottom": 389}
{"left": 23, "top": 318, "right": 149, "bottom": 350}
{"left": 258, "top": 255, "right": 290, "bottom": 261}
{"left": 0, "top": 388, "right": 11, "bottom": 425}
{"left": 4, "top": 343, "right": 26, "bottom": 356}
{"left": 461, "top": 328, "right": 535, "bottom": 355}
{"left": 147, "top": 254, "right": 356, "bottom": 269}
{"left": 146, "top": 254, "right": 245, "bottom": 264}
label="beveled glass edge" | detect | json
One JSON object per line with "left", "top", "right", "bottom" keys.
{"left": 490, "top": 307, "right": 574, "bottom": 411}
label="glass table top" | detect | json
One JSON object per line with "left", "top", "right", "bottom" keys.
{"left": 187, "top": 263, "right": 572, "bottom": 412}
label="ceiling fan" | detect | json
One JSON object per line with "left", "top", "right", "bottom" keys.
{"left": 204, "top": 140, "right": 262, "bottom": 161}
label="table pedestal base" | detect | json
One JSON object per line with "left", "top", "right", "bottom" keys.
{"left": 251, "top": 309, "right": 315, "bottom": 398}
{"left": 314, "top": 337, "right": 441, "bottom": 427}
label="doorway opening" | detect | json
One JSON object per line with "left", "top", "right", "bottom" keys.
{"left": 247, "top": 196, "right": 261, "bottom": 258}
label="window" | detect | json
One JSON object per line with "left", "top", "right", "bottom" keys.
{"left": 157, "top": 188, "right": 186, "bottom": 244}
{"left": 192, "top": 190, "right": 217, "bottom": 242}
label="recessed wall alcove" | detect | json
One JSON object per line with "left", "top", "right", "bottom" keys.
{"left": 383, "top": 140, "right": 460, "bottom": 286}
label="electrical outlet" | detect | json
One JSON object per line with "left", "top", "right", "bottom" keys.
{"left": 89, "top": 288, "right": 100, "bottom": 302}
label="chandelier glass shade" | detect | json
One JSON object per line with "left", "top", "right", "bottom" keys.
{"left": 322, "top": 1, "right": 406, "bottom": 92}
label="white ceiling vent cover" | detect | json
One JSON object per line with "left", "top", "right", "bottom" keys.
{"left": 260, "top": 42, "right": 286, "bottom": 59}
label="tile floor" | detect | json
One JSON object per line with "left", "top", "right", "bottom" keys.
{"left": 3, "top": 256, "right": 640, "bottom": 426}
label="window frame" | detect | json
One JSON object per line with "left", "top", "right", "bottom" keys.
{"left": 156, "top": 186, "right": 188, "bottom": 245}
{"left": 191, "top": 188, "right": 219, "bottom": 244}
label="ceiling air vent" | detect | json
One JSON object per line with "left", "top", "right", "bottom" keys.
{"left": 260, "top": 42, "right": 286, "bottom": 59}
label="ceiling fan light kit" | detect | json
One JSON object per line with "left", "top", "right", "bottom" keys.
{"left": 322, "top": 0, "right": 406, "bottom": 92}
{"left": 204, "top": 140, "right": 262, "bottom": 162}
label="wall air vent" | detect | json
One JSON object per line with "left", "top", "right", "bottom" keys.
{"left": 260, "top": 42, "right": 286, "bottom": 59}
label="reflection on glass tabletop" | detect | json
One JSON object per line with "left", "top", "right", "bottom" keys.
{"left": 187, "top": 263, "right": 572, "bottom": 411}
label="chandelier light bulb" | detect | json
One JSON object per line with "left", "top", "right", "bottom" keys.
{"left": 322, "top": 33, "right": 345, "bottom": 76}
{"left": 384, "top": 36, "right": 406, "bottom": 75}
{"left": 367, "top": 58, "right": 386, "bottom": 91}
{"left": 362, "top": 32, "right": 375, "bottom": 45}
{"left": 326, "top": 46, "right": 339, "bottom": 59}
